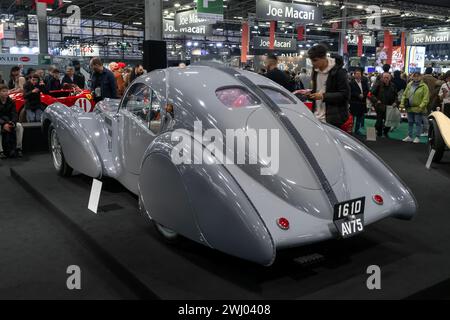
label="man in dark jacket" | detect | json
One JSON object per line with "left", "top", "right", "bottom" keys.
{"left": 0, "top": 84, "right": 23, "bottom": 158}
{"left": 392, "top": 70, "right": 407, "bottom": 93}
{"left": 90, "top": 57, "right": 117, "bottom": 102}
{"left": 307, "top": 44, "right": 350, "bottom": 128}
{"left": 370, "top": 72, "right": 398, "bottom": 137}
{"left": 350, "top": 68, "right": 369, "bottom": 135}
{"left": 72, "top": 60, "right": 86, "bottom": 89}
{"left": 46, "top": 68, "right": 62, "bottom": 92}
{"left": 24, "top": 74, "right": 46, "bottom": 122}
{"left": 61, "top": 66, "right": 76, "bottom": 87}
{"left": 265, "top": 54, "right": 294, "bottom": 92}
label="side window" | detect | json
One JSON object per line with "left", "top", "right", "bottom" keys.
{"left": 148, "top": 91, "right": 162, "bottom": 134}
{"left": 260, "top": 86, "right": 295, "bottom": 104}
{"left": 123, "top": 83, "right": 162, "bottom": 134}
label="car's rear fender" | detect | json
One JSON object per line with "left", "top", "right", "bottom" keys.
{"left": 138, "top": 132, "right": 276, "bottom": 266}
{"left": 43, "top": 103, "right": 103, "bottom": 178}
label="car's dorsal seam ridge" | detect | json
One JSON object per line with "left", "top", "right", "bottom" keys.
{"left": 215, "top": 66, "right": 339, "bottom": 208}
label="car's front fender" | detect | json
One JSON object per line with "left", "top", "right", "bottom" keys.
{"left": 43, "top": 103, "right": 103, "bottom": 178}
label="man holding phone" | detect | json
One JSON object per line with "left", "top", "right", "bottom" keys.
{"left": 307, "top": 44, "right": 350, "bottom": 128}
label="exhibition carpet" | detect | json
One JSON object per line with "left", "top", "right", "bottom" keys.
{"left": 358, "top": 119, "right": 429, "bottom": 143}
{"left": 6, "top": 141, "right": 450, "bottom": 300}
{"left": 0, "top": 155, "right": 138, "bottom": 299}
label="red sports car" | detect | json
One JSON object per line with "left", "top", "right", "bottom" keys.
{"left": 10, "top": 88, "right": 96, "bottom": 122}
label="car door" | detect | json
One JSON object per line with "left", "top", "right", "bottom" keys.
{"left": 120, "top": 82, "right": 163, "bottom": 175}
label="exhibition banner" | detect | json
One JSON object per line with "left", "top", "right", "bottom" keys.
{"left": 406, "top": 46, "right": 426, "bottom": 73}
{"left": 347, "top": 34, "right": 375, "bottom": 47}
{"left": 197, "top": 0, "right": 224, "bottom": 22}
{"left": 391, "top": 46, "right": 405, "bottom": 71}
{"left": 164, "top": 19, "right": 213, "bottom": 37}
{"left": 407, "top": 31, "right": 450, "bottom": 45}
{"left": 241, "top": 22, "right": 249, "bottom": 63}
{"left": 253, "top": 37, "right": 298, "bottom": 52}
{"left": 256, "top": 0, "right": 322, "bottom": 24}
{"left": 384, "top": 30, "right": 393, "bottom": 66}
{"left": 297, "top": 25, "right": 305, "bottom": 41}
{"left": 0, "top": 54, "right": 39, "bottom": 65}
{"left": 269, "top": 21, "right": 276, "bottom": 50}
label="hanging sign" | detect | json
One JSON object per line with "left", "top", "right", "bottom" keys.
{"left": 253, "top": 37, "right": 298, "bottom": 52}
{"left": 347, "top": 34, "right": 375, "bottom": 47}
{"left": 197, "top": 0, "right": 224, "bottom": 22}
{"left": 0, "top": 54, "right": 39, "bottom": 65}
{"left": 164, "top": 19, "right": 213, "bottom": 36}
{"left": 175, "top": 10, "right": 211, "bottom": 29}
{"left": 407, "top": 31, "right": 450, "bottom": 45}
{"left": 256, "top": 0, "right": 322, "bottom": 24}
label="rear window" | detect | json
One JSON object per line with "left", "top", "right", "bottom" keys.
{"left": 260, "top": 87, "right": 295, "bottom": 104}
{"left": 215, "top": 87, "right": 260, "bottom": 108}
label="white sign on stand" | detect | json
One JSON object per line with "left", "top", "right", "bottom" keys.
{"left": 88, "top": 179, "right": 103, "bottom": 214}
{"left": 366, "top": 127, "right": 377, "bottom": 142}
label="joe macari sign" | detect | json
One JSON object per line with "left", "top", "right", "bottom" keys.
{"left": 253, "top": 37, "right": 298, "bottom": 52}
{"left": 164, "top": 19, "right": 213, "bottom": 36}
{"left": 256, "top": 0, "right": 323, "bottom": 24}
{"left": 407, "top": 31, "right": 450, "bottom": 45}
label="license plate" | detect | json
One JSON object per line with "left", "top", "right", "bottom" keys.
{"left": 333, "top": 197, "right": 366, "bottom": 238}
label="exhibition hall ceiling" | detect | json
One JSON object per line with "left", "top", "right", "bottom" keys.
{"left": 0, "top": 0, "right": 448, "bottom": 30}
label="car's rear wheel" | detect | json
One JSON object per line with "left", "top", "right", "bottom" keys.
{"left": 139, "top": 196, "right": 179, "bottom": 243}
{"left": 429, "top": 121, "right": 445, "bottom": 163}
{"left": 153, "top": 222, "right": 179, "bottom": 242}
{"left": 49, "top": 125, "right": 73, "bottom": 177}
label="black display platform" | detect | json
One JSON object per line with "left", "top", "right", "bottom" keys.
{"left": 22, "top": 123, "right": 48, "bottom": 153}
{"left": 9, "top": 140, "right": 450, "bottom": 299}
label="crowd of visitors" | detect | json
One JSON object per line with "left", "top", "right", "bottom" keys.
{"left": 257, "top": 44, "right": 450, "bottom": 144}
{"left": 1, "top": 49, "right": 449, "bottom": 160}
{"left": 0, "top": 57, "right": 146, "bottom": 159}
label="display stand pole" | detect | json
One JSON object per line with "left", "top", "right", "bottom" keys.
{"left": 426, "top": 149, "right": 436, "bottom": 170}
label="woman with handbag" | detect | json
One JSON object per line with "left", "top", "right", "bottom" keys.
{"left": 438, "top": 71, "right": 450, "bottom": 117}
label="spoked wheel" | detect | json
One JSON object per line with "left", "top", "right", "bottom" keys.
{"left": 49, "top": 125, "right": 73, "bottom": 177}
{"left": 428, "top": 121, "right": 445, "bottom": 163}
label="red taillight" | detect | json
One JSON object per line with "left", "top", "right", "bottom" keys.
{"left": 277, "top": 218, "right": 290, "bottom": 230}
{"left": 373, "top": 195, "right": 384, "bottom": 205}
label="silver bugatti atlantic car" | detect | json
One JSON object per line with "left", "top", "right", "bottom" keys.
{"left": 42, "top": 65, "right": 417, "bottom": 266}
